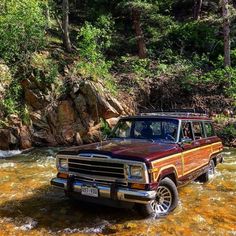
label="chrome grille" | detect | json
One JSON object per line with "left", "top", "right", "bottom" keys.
{"left": 68, "top": 158, "right": 125, "bottom": 179}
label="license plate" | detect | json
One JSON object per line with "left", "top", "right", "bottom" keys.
{"left": 81, "top": 186, "right": 98, "bottom": 197}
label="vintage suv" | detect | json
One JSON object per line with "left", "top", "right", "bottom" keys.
{"left": 51, "top": 111, "right": 223, "bottom": 217}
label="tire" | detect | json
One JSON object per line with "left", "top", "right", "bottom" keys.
{"left": 198, "top": 159, "right": 215, "bottom": 183}
{"left": 136, "top": 177, "right": 178, "bottom": 218}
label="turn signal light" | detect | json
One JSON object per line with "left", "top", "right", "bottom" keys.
{"left": 131, "top": 183, "right": 146, "bottom": 190}
{"left": 57, "top": 173, "right": 69, "bottom": 179}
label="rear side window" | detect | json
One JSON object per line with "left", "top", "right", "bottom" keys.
{"left": 204, "top": 122, "right": 215, "bottom": 137}
{"left": 192, "top": 122, "right": 204, "bottom": 139}
{"left": 180, "top": 121, "right": 194, "bottom": 140}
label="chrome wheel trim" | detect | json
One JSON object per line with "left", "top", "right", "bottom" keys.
{"left": 151, "top": 186, "right": 172, "bottom": 214}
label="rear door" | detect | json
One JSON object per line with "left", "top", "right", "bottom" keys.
{"left": 181, "top": 120, "right": 207, "bottom": 175}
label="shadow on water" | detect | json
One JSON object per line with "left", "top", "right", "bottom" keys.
{"left": 0, "top": 184, "right": 142, "bottom": 234}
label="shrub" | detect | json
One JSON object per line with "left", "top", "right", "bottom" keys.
{"left": 0, "top": 80, "right": 22, "bottom": 115}
{"left": 182, "top": 67, "right": 236, "bottom": 99}
{"left": 217, "top": 123, "right": 236, "bottom": 145}
{"left": 31, "top": 52, "right": 59, "bottom": 85}
{"left": 75, "top": 16, "right": 114, "bottom": 81}
{"left": 0, "top": 0, "right": 46, "bottom": 63}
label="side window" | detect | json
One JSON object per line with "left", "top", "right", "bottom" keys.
{"left": 204, "top": 122, "right": 215, "bottom": 137}
{"left": 180, "top": 121, "right": 194, "bottom": 141}
{"left": 192, "top": 122, "right": 204, "bottom": 140}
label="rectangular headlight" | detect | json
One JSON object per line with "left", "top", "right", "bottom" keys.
{"left": 59, "top": 158, "right": 68, "bottom": 170}
{"left": 130, "top": 165, "right": 142, "bottom": 178}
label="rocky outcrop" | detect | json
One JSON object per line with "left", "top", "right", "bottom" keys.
{"left": 0, "top": 53, "right": 135, "bottom": 150}
{"left": 0, "top": 78, "right": 134, "bottom": 150}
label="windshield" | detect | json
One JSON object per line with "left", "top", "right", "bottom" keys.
{"left": 111, "top": 118, "right": 179, "bottom": 143}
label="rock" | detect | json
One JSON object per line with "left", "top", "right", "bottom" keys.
{"left": 30, "top": 111, "right": 49, "bottom": 130}
{"left": 24, "top": 89, "right": 45, "bottom": 110}
{"left": 0, "top": 129, "right": 19, "bottom": 150}
{"left": 0, "top": 129, "right": 11, "bottom": 150}
{"left": 8, "top": 114, "right": 22, "bottom": 127}
{"left": 30, "top": 111, "right": 57, "bottom": 146}
{"left": 20, "top": 126, "right": 32, "bottom": 149}
{"left": 106, "top": 117, "right": 119, "bottom": 128}
{"left": 231, "top": 139, "right": 236, "bottom": 148}
{"left": 61, "top": 127, "right": 75, "bottom": 144}
{"left": 75, "top": 132, "right": 83, "bottom": 145}
{"left": 106, "top": 96, "right": 124, "bottom": 115}
{"left": 58, "top": 100, "right": 75, "bottom": 126}
{"left": 32, "top": 129, "right": 57, "bottom": 146}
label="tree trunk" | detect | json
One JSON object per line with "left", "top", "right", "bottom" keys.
{"left": 222, "top": 0, "right": 231, "bottom": 67}
{"left": 193, "top": 0, "right": 203, "bottom": 20}
{"left": 45, "top": 1, "right": 51, "bottom": 29}
{"left": 131, "top": 8, "right": 147, "bottom": 59}
{"left": 62, "top": 0, "right": 72, "bottom": 52}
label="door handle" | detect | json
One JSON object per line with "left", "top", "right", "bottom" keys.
{"left": 206, "top": 140, "right": 211, "bottom": 144}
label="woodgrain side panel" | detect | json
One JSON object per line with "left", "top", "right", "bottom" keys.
{"left": 150, "top": 142, "right": 223, "bottom": 182}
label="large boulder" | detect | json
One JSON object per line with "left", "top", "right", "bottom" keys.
{"left": 72, "top": 80, "right": 124, "bottom": 122}
{"left": 30, "top": 111, "right": 57, "bottom": 146}
{"left": 19, "top": 126, "right": 32, "bottom": 149}
{"left": 0, "top": 129, "right": 19, "bottom": 150}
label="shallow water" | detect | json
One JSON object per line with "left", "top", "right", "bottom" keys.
{"left": 0, "top": 147, "right": 235, "bottom": 236}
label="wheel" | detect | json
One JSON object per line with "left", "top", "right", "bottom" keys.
{"left": 198, "top": 159, "right": 215, "bottom": 183}
{"left": 136, "top": 177, "right": 178, "bottom": 217}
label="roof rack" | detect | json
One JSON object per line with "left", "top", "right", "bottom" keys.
{"left": 139, "top": 109, "right": 209, "bottom": 118}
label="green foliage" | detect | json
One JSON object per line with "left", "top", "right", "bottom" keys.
{"left": 120, "top": 0, "right": 154, "bottom": 11}
{"left": 0, "top": 0, "right": 47, "bottom": 63}
{"left": 217, "top": 124, "right": 236, "bottom": 144}
{"left": 120, "top": 56, "right": 151, "bottom": 79}
{"left": 75, "top": 16, "right": 114, "bottom": 81}
{"left": 182, "top": 67, "right": 236, "bottom": 99}
{"left": 164, "top": 21, "right": 221, "bottom": 58}
{"left": 21, "top": 105, "right": 31, "bottom": 125}
{"left": 0, "top": 80, "right": 22, "bottom": 115}
{"left": 31, "top": 52, "right": 59, "bottom": 85}
{"left": 100, "top": 118, "right": 112, "bottom": 138}
{"left": 231, "top": 49, "right": 236, "bottom": 67}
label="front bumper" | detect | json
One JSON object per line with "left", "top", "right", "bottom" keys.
{"left": 51, "top": 177, "right": 156, "bottom": 204}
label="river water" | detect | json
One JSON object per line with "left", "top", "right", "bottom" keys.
{"left": 0, "top": 148, "right": 235, "bottom": 236}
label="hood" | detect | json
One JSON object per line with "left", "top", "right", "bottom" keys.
{"left": 58, "top": 139, "right": 181, "bottom": 163}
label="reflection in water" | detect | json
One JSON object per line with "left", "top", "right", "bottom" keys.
{"left": 0, "top": 148, "right": 235, "bottom": 235}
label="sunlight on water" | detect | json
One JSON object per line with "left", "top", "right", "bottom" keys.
{"left": 0, "top": 148, "right": 235, "bottom": 236}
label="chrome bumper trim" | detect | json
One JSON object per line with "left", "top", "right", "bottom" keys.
{"left": 51, "top": 178, "right": 156, "bottom": 204}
